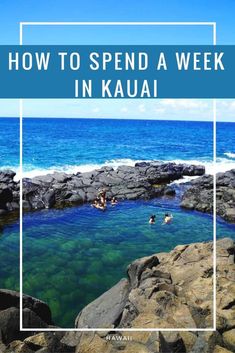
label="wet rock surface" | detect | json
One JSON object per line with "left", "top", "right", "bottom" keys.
{"left": 181, "top": 170, "right": 235, "bottom": 222}
{"left": 75, "top": 279, "right": 130, "bottom": 329}
{"left": 0, "top": 170, "right": 19, "bottom": 216}
{"left": 0, "top": 289, "right": 53, "bottom": 345}
{"left": 0, "top": 162, "right": 205, "bottom": 214}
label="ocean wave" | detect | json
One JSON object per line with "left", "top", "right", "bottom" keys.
{"left": 22, "top": 159, "right": 141, "bottom": 179}
{"left": 1, "top": 159, "right": 144, "bottom": 181}
{"left": 224, "top": 152, "right": 235, "bottom": 159}
{"left": 1, "top": 157, "right": 235, "bottom": 182}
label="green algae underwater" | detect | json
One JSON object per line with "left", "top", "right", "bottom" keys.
{"left": 0, "top": 199, "right": 235, "bottom": 327}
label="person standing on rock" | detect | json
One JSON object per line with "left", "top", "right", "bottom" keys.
{"left": 98, "top": 189, "right": 107, "bottom": 208}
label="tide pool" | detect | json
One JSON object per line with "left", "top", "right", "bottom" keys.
{"left": 0, "top": 199, "right": 234, "bottom": 327}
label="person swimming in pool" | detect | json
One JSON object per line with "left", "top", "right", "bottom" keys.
{"left": 149, "top": 215, "right": 156, "bottom": 224}
{"left": 92, "top": 199, "right": 106, "bottom": 211}
{"left": 97, "top": 202, "right": 106, "bottom": 211}
{"left": 163, "top": 213, "right": 173, "bottom": 224}
{"left": 111, "top": 197, "right": 118, "bottom": 205}
{"left": 91, "top": 189, "right": 107, "bottom": 211}
{"left": 91, "top": 197, "right": 99, "bottom": 207}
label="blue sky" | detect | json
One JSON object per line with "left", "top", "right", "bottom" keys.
{"left": 0, "top": 0, "right": 235, "bottom": 44}
{"left": 0, "top": 0, "right": 234, "bottom": 120}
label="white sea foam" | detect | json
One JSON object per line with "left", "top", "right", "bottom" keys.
{"left": 172, "top": 175, "right": 200, "bottom": 185}
{"left": 170, "top": 158, "right": 235, "bottom": 185}
{"left": 4, "top": 159, "right": 144, "bottom": 181}
{"left": 224, "top": 152, "right": 235, "bottom": 159}
{"left": 2, "top": 157, "right": 235, "bottom": 182}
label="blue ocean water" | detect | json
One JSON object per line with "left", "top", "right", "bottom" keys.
{"left": 1, "top": 118, "right": 235, "bottom": 176}
{"left": 0, "top": 118, "right": 19, "bottom": 169}
{"left": 0, "top": 118, "right": 235, "bottom": 327}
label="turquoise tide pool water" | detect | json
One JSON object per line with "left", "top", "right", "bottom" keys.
{"left": 0, "top": 198, "right": 235, "bottom": 327}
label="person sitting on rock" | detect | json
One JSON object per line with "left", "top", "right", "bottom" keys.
{"left": 149, "top": 215, "right": 156, "bottom": 224}
{"left": 111, "top": 197, "right": 118, "bottom": 205}
{"left": 163, "top": 213, "right": 173, "bottom": 224}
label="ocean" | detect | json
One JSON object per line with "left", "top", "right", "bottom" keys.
{"left": 1, "top": 118, "right": 235, "bottom": 177}
{"left": 0, "top": 117, "right": 235, "bottom": 327}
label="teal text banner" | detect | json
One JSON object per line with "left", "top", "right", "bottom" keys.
{"left": 0, "top": 45, "right": 234, "bottom": 98}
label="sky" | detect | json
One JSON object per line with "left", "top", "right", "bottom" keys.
{"left": 0, "top": 0, "right": 235, "bottom": 45}
{"left": 0, "top": 0, "right": 234, "bottom": 121}
{"left": 1, "top": 99, "right": 235, "bottom": 122}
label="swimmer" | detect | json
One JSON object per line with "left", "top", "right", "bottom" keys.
{"left": 97, "top": 203, "right": 106, "bottom": 211}
{"left": 163, "top": 213, "right": 173, "bottom": 224}
{"left": 91, "top": 198, "right": 99, "bottom": 207}
{"left": 111, "top": 197, "right": 118, "bottom": 205}
{"left": 149, "top": 215, "right": 156, "bottom": 224}
{"left": 91, "top": 196, "right": 106, "bottom": 210}
{"left": 94, "top": 201, "right": 106, "bottom": 211}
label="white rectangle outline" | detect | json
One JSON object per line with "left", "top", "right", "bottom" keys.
{"left": 19, "top": 21, "right": 217, "bottom": 332}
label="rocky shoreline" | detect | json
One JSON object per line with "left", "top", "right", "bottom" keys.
{"left": 1, "top": 163, "right": 235, "bottom": 224}
{"left": 74, "top": 238, "right": 234, "bottom": 331}
{"left": 1, "top": 162, "right": 205, "bottom": 215}
{"left": 181, "top": 169, "right": 235, "bottom": 222}
{"left": 0, "top": 238, "right": 234, "bottom": 353}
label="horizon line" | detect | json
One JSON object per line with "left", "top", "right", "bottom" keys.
{"left": 0, "top": 116, "right": 234, "bottom": 123}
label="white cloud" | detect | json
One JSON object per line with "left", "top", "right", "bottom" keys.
{"left": 219, "top": 100, "right": 235, "bottom": 111}
{"left": 120, "top": 107, "right": 128, "bottom": 113}
{"left": 0, "top": 99, "right": 19, "bottom": 117}
{"left": 217, "top": 100, "right": 235, "bottom": 122}
{"left": 0, "top": 99, "right": 234, "bottom": 122}
{"left": 159, "top": 99, "right": 208, "bottom": 109}
{"left": 91, "top": 107, "right": 100, "bottom": 113}
{"left": 154, "top": 107, "right": 166, "bottom": 114}
{"left": 138, "top": 104, "right": 146, "bottom": 113}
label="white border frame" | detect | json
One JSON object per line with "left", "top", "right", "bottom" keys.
{"left": 19, "top": 21, "right": 217, "bottom": 332}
